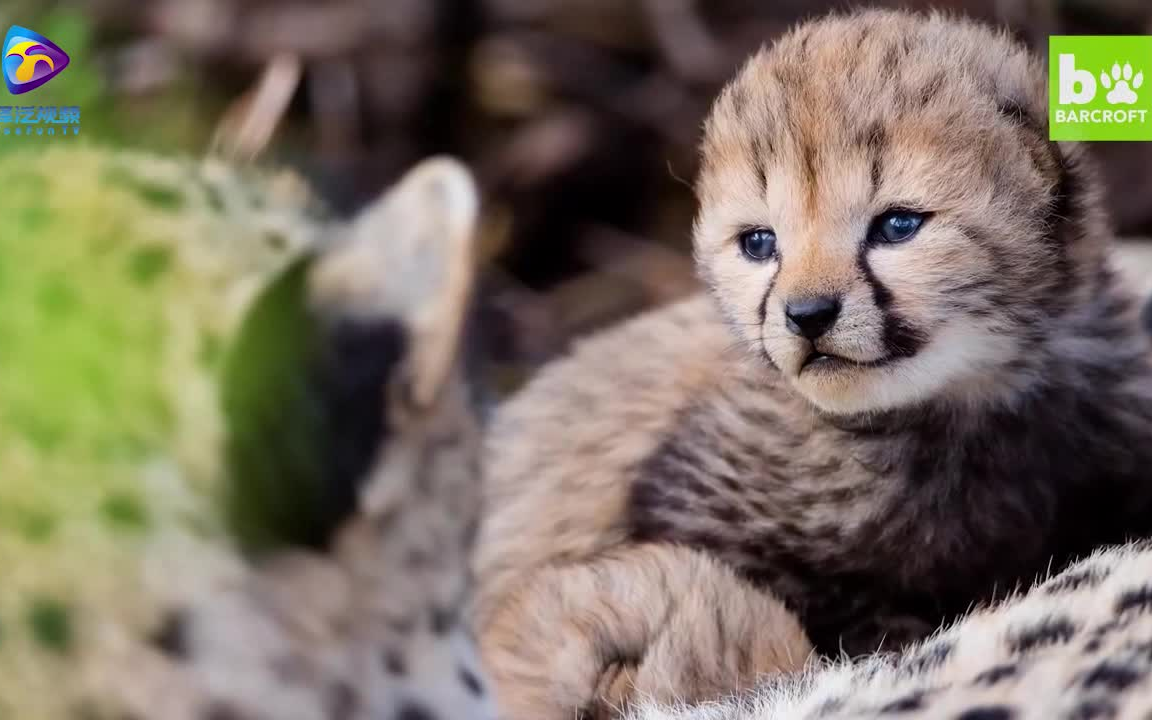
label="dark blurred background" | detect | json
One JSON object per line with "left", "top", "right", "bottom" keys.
{"left": 6, "top": 0, "right": 1152, "bottom": 388}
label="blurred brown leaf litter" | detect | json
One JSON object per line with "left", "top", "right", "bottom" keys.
{"left": 20, "top": 0, "right": 1152, "bottom": 388}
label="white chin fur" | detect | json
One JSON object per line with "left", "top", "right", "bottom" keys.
{"left": 785, "top": 323, "right": 1022, "bottom": 416}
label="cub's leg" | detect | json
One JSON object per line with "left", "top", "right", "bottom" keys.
{"left": 479, "top": 543, "right": 812, "bottom": 719}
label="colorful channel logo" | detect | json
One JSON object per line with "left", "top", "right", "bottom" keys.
{"left": 3, "top": 26, "right": 71, "bottom": 95}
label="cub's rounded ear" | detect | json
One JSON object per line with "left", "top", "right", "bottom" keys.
{"left": 310, "top": 156, "right": 481, "bottom": 411}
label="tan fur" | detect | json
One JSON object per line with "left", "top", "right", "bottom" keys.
{"left": 694, "top": 11, "right": 1105, "bottom": 415}
{"left": 484, "top": 544, "right": 811, "bottom": 719}
{"left": 475, "top": 298, "right": 814, "bottom": 718}
{"left": 475, "top": 9, "right": 1152, "bottom": 720}
{"left": 474, "top": 296, "right": 728, "bottom": 618}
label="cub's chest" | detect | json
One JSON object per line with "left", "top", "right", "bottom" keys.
{"left": 625, "top": 401, "right": 1152, "bottom": 654}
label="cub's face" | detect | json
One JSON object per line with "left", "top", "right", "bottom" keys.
{"left": 695, "top": 11, "right": 1102, "bottom": 416}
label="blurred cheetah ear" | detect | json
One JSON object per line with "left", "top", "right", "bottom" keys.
{"left": 310, "top": 156, "right": 480, "bottom": 410}
{"left": 221, "top": 158, "right": 480, "bottom": 551}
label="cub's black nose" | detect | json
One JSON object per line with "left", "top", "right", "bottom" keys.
{"left": 785, "top": 296, "right": 842, "bottom": 340}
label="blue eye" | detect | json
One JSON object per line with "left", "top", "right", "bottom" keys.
{"left": 870, "top": 210, "right": 928, "bottom": 244}
{"left": 739, "top": 228, "right": 777, "bottom": 261}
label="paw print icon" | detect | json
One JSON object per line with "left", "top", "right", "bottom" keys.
{"left": 1101, "top": 62, "right": 1144, "bottom": 105}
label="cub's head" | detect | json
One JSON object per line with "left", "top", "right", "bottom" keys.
{"left": 695, "top": 11, "right": 1109, "bottom": 416}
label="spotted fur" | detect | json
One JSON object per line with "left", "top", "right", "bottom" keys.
{"left": 0, "top": 148, "right": 496, "bottom": 720}
{"left": 474, "top": 10, "right": 1152, "bottom": 719}
{"left": 122, "top": 157, "right": 500, "bottom": 720}
{"left": 628, "top": 542, "right": 1152, "bottom": 720}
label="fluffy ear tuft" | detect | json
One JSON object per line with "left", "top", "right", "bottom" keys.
{"left": 310, "top": 156, "right": 480, "bottom": 409}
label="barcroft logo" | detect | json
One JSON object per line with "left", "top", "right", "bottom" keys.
{"left": 1049, "top": 36, "right": 1152, "bottom": 141}
{"left": 3, "top": 25, "right": 70, "bottom": 95}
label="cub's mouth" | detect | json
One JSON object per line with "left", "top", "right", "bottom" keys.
{"left": 799, "top": 351, "right": 890, "bottom": 374}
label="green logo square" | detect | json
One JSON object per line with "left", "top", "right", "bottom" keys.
{"left": 1049, "top": 35, "right": 1152, "bottom": 141}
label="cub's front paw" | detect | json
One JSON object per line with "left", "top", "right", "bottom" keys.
{"left": 479, "top": 544, "right": 812, "bottom": 719}
{"left": 592, "top": 557, "right": 811, "bottom": 716}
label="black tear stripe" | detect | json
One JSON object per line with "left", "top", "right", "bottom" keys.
{"left": 759, "top": 262, "right": 781, "bottom": 326}
{"left": 857, "top": 247, "right": 927, "bottom": 360}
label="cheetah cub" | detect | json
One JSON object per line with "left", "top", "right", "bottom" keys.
{"left": 473, "top": 9, "right": 1152, "bottom": 719}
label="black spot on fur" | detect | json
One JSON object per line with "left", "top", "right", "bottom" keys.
{"left": 202, "top": 703, "right": 246, "bottom": 720}
{"left": 382, "top": 648, "right": 408, "bottom": 676}
{"left": 1044, "top": 566, "right": 1107, "bottom": 595}
{"left": 901, "top": 639, "right": 953, "bottom": 674}
{"left": 327, "top": 682, "right": 359, "bottom": 720}
{"left": 431, "top": 606, "right": 456, "bottom": 635}
{"left": 1079, "top": 661, "right": 1144, "bottom": 692}
{"left": 1115, "top": 585, "right": 1152, "bottom": 615}
{"left": 1067, "top": 700, "right": 1117, "bottom": 720}
{"left": 387, "top": 616, "right": 417, "bottom": 635}
{"left": 405, "top": 547, "right": 434, "bottom": 569}
{"left": 879, "top": 691, "right": 925, "bottom": 712}
{"left": 972, "top": 663, "right": 1017, "bottom": 686}
{"left": 394, "top": 703, "right": 435, "bottom": 720}
{"left": 1089, "top": 618, "right": 1130, "bottom": 642}
{"left": 149, "top": 609, "right": 191, "bottom": 659}
{"left": 810, "top": 696, "right": 845, "bottom": 717}
{"left": 458, "top": 665, "right": 484, "bottom": 696}
{"left": 956, "top": 708, "right": 1014, "bottom": 720}
{"left": 1008, "top": 617, "right": 1077, "bottom": 654}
